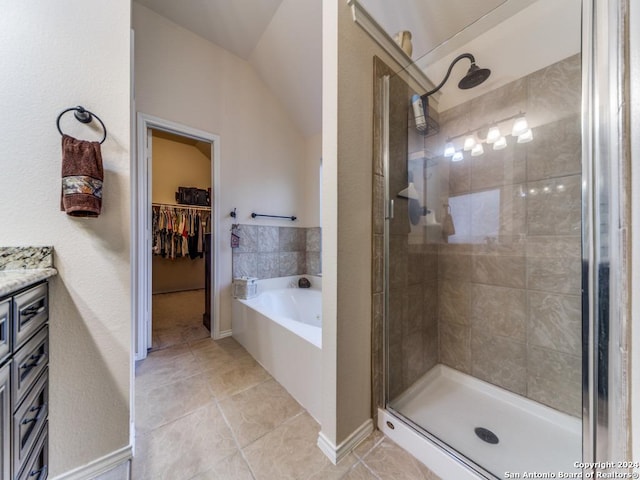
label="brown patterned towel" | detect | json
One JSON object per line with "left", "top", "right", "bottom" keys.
{"left": 60, "top": 134, "right": 103, "bottom": 217}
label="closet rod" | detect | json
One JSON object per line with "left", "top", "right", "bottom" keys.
{"left": 152, "top": 202, "right": 211, "bottom": 212}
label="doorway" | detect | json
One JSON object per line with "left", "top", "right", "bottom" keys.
{"left": 134, "top": 113, "right": 221, "bottom": 361}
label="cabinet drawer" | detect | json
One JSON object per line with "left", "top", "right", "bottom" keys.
{"left": 17, "top": 422, "right": 47, "bottom": 480}
{"left": 12, "top": 327, "right": 48, "bottom": 409}
{"left": 0, "top": 300, "right": 10, "bottom": 364}
{"left": 13, "top": 284, "right": 48, "bottom": 350}
{"left": 13, "top": 370, "right": 48, "bottom": 476}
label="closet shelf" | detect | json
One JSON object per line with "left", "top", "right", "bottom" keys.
{"left": 152, "top": 202, "right": 211, "bottom": 211}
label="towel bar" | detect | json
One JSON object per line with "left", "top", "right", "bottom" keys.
{"left": 56, "top": 106, "right": 107, "bottom": 144}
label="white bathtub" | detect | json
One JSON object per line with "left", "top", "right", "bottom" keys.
{"left": 231, "top": 275, "right": 322, "bottom": 420}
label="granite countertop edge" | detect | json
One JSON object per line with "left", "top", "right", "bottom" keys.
{"left": 0, "top": 268, "right": 58, "bottom": 298}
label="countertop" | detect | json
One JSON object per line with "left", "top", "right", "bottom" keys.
{"left": 0, "top": 268, "right": 58, "bottom": 298}
{"left": 0, "top": 246, "right": 57, "bottom": 297}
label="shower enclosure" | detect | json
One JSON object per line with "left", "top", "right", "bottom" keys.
{"left": 369, "top": 0, "right": 630, "bottom": 478}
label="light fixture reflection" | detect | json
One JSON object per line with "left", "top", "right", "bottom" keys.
{"left": 512, "top": 116, "right": 529, "bottom": 136}
{"left": 444, "top": 142, "right": 455, "bottom": 157}
{"left": 487, "top": 126, "right": 501, "bottom": 144}
{"left": 517, "top": 128, "right": 533, "bottom": 143}
{"left": 452, "top": 151, "right": 464, "bottom": 162}
{"left": 493, "top": 136, "right": 507, "bottom": 150}
{"left": 463, "top": 136, "right": 476, "bottom": 151}
{"left": 471, "top": 143, "right": 484, "bottom": 156}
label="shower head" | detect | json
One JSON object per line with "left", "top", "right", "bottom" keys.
{"left": 422, "top": 53, "right": 491, "bottom": 99}
{"left": 458, "top": 63, "right": 491, "bottom": 89}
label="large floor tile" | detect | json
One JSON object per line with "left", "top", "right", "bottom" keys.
{"left": 219, "top": 378, "right": 303, "bottom": 447}
{"left": 136, "top": 371, "right": 214, "bottom": 434}
{"left": 361, "top": 439, "right": 441, "bottom": 480}
{"left": 353, "top": 430, "right": 385, "bottom": 460}
{"left": 188, "top": 451, "right": 254, "bottom": 480}
{"left": 154, "top": 322, "right": 210, "bottom": 350}
{"left": 136, "top": 349, "right": 205, "bottom": 391}
{"left": 243, "top": 412, "right": 356, "bottom": 480}
{"left": 189, "top": 339, "right": 239, "bottom": 369}
{"left": 202, "top": 357, "right": 272, "bottom": 399}
{"left": 341, "top": 463, "right": 380, "bottom": 480}
{"left": 133, "top": 403, "right": 237, "bottom": 480}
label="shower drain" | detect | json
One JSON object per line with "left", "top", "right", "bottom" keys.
{"left": 474, "top": 427, "right": 499, "bottom": 445}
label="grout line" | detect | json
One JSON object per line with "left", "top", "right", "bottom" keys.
{"left": 215, "top": 395, "right": 258, "bottom": 480}
{"left": 135, "top": 399, "right": 218, "bottom": 440}
{"left": 358, "top": 460, "right": 384, "bottom": 480}
{"left": 353, "top": 434, "right": 386, "bottom": 461}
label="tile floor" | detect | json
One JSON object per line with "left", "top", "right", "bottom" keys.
{"left": 133, "top": 290, "right": 441, "bottom": 480}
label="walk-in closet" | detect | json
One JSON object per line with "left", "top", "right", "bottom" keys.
{"left": 150, "top": 129, "right": 212, "bottom": 351}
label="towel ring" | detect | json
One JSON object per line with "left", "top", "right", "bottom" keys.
{"left": 56, "top": 106, "right": 107, "bottom": 144}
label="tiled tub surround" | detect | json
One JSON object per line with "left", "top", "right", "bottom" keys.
{"left": 232, "top": 225, "right": 321, "bottom": 279}
{"left": 0, "top": 247, "right": 57, "bottom": 296}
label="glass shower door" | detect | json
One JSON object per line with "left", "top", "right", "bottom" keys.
{"left": 383, "top": 1, "right": 584, "bottom": 476}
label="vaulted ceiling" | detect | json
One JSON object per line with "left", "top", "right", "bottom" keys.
{"left": 134, "top": 0, "right": 580, "bottom": 136}
{"left": 135, "top": 0, "right": 322, "bottom": 137}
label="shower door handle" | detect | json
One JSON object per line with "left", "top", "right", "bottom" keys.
{"left": 387, "top": 199, "right": 394, "bottom": 220}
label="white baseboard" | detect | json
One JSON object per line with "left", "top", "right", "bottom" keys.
{"left": 317, "top": 418, "right": 374, "bottom": 465}
{"left": 216, "top": 329, "right": 232, "bottom": 339}
{"left": 51, "top": 445, "right": 132, "bottom": 480}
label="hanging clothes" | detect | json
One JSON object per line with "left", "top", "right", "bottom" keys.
{"left": 152, "top": 204, "right": 211, "bottom": 260}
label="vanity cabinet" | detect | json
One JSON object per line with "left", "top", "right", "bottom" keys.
{"left": 0, "top": 280, "right": 49, "bottom": 480}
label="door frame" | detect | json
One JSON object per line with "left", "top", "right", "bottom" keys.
{"left": 133, "top": 113, "right": 221, "bottom": 360}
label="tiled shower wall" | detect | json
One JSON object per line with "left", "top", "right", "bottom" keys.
{"left": 427, "top": 54, "right": 582, "bottom": 416}
{"left": 232, "top": 225, "right": 321, "bottom": 279}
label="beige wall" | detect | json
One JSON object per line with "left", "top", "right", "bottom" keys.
{"left": 152, "top": 135, "right": 211, "bottom": 293}
{"left": 321, "top": 0, "right": 416, "bottom": 445}
{"left": 133, "top": 2, "right": 314, "bottom": 332}
{"left": 304, "top": 133, "right": 322, "bottom": 227}
{"left": 0, "top": 1, "right": 131, "bottom": 477}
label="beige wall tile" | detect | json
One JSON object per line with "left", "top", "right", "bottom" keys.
{"left": 527, "top": 54, "right": 581, "bottom": 126}
{"left": 528, "top": 346, "right": 582, "bottom": 417}
{"left": 373, "top": 234, "right": 384, "bottom": 293}
{"left": 471, "top": 254, "right": 526, "bottom": 288}
{"left": 526, "top": 174, "right": 581, "bottom": 236}
{"left": 389, "top": 235, "right": 408, "bottom": 290}
{"left": 526, "top": 115, "right": 581, "bottom": 182}
{"left": 470, "top": 77, "right": 527, "bottom": 128}
{"left": 526, "top": 235, "right": 581, "bottom": 258}
{"left": 373, "top": 174, "right": 385, "bottom": 235}
{"left": 438, "top": 253, "right": 471, "bottom": 281}
{"left": 438, "top": 280, "right": 470, "bottom": 326}
{"left": 528, "top": 292, "right": 582, "bottom": 356}
{"left": 471, "top": 284, "right": 526, "bottom": 341}
{"left": 471, "top": 331, "right": 526, "bottom": 395}
{"left": 439, "top": 322, "right": 471, "bottom": 374}
{"left": 527, "top": 256, "right": 582, "bottom": 295}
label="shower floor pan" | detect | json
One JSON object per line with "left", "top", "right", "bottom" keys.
{"left": 388, "top": 365, "right": 581, "bottom": 479}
